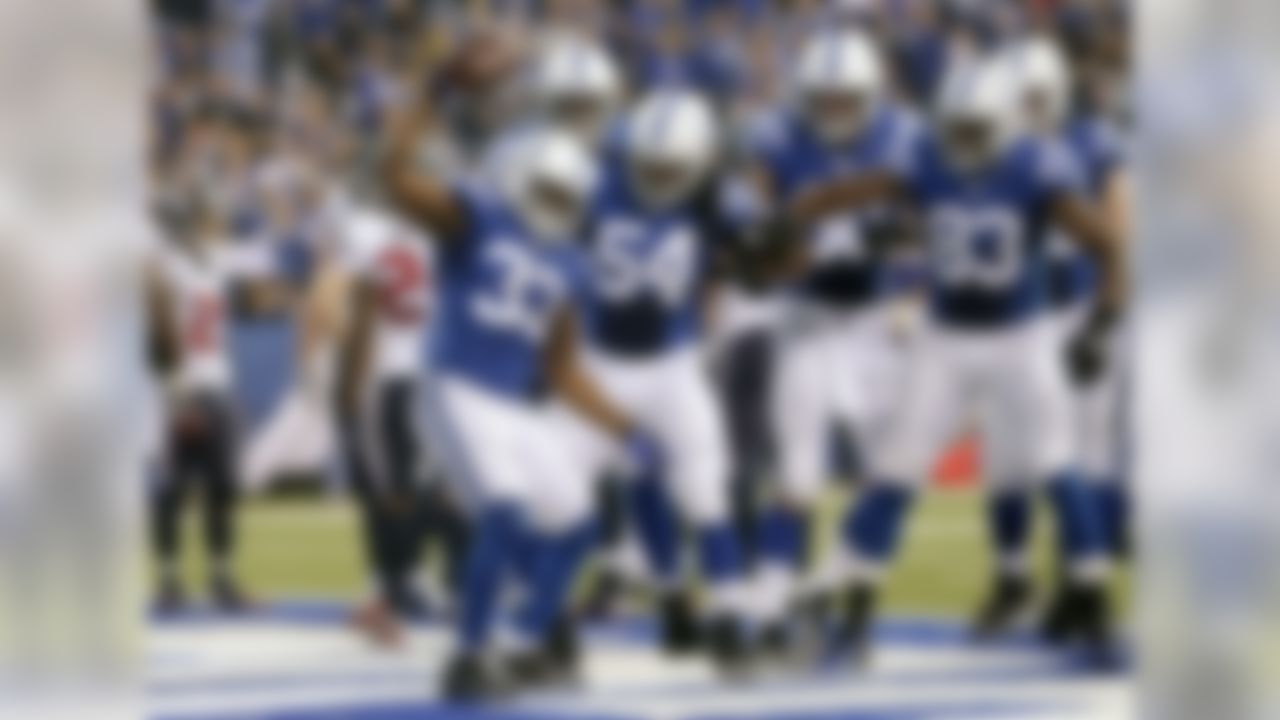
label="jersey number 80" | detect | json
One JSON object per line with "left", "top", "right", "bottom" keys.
{"left": 930, "top": 206, "right": 1024, "bottom": 290}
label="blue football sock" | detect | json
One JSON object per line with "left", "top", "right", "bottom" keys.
{"left": 627, "top": 474, "right": 680, "bottom": 584}
{"left": 515, "top": 519, "right": 598, "bottom": 643}
{"left": 1046, "top": 471, "right": 1105, "bottom": 567}
{"left": 459, "top": 503, "right": 525, "bottom": 653}
{"left": 697, "top": 523, "right": 744, "bottom": 587}
{"left": 988, "top": 489, "right": 1032, "bottom": 574}
{"left": 1095, "top": 481, "right": 1129, "bottom": 555}
{"left": 843, "top": 483, "right": 914, "bottom": 565}
{"left": 759, "top": 504, "right": 806, "bottom": 569}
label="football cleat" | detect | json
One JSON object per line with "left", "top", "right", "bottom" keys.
{"left": 210, "top": 575, "right": 253, "bottom": 614}
{"left": 544, "top": 615, "right": 581, "bottom": 686}
{"left": 349, "top": 599, "right": 404, "bottom": 649}
{"left": 824, "top": 582, "right": 877, "bottom": 668}
{"left": 503, "top": 649, "right": 557, "bottom": 692}
{"left": 441, "top": 653, "right": 511, "bottom": 703}
{"left": 1040, "top": 581, "right": 1114, "bottom": 654}
{"left": 757, "top": 619, "right": 811, "bottom": 671}
{"left": 705, "top": 616, "right": 754, "bottom": 680}
{"left": 659, "top": 591, "right": 702, "bottom": 655}
{"left": 154, "top": 576, "right": 187, "bottom": 616}
{"left": 971, "top": 573, "right": 1035, "bottom": 640}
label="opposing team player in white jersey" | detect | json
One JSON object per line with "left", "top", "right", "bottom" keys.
{"left": 779, "top": 56, "right": 1125, "bottom": 665}
{"left": 740, "top": 30, "right": 921, "bottom": 650}
{"left": 971, "top": 37, "right": 1132, "bottom": 640}
{"left": 332, "top": 201, "right": 458, "bottom": 645}
{"left": 384, "top": 100, "right": 662, "bottom": 701}
{"left": 148, "top": 187, "right": 268, "bottom": 614}
{"left": 559, "top": 88, "right": 760, "bottom": 670}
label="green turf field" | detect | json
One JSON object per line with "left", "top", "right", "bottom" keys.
{"left": 167, "top": 487, "right": 1125, "bottom": 617}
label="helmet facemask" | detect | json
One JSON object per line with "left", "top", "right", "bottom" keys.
{"left": 544, "top": 91, "right": 614, "bottom": 147}
{"left": 521, "top": 175, "right": 589, "bottom": 245}
{"left": 941, "top": 113, "right": 1003, "bottom": 173}
{"left": 803, "top": 86, "right": 874, "bottom": 145}
{"left": 629, "top": 152, "right": 705, "bottom": 211}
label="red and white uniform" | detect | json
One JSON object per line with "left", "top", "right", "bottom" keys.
{"left": 340, "top": 207, "right": 435, "bottom": 382}
{"left": 154, "top": 243, "right": 241, "bottom": 397}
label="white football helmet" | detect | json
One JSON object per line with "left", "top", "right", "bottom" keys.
{"left": 528, "top": 33, "right": 622, "bottom": 146}
{"left": 1004, "top": 36, "right": 1073, "bottom": 134}
{"left": 792, "top": 30, "right": 885, "bottom": 144}
{"left": 506, "top": 128, "right": 598, "bottom": 245}
{"left": 625, "top": 88, "right": 719, "bottom": 210}
{"left": 935, "top": 57, "right": 1019, "bottom": 172}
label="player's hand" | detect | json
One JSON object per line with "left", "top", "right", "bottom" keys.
{"left": 623, "top": 428, "right": 664, "bottom": 479}
{"left": 1066, "top": 307, "right": 1118, "bottom": 387}
{"left": 382, "top": 492, "right": 416, "bottom": 517}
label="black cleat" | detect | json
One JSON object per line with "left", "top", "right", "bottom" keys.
{"left": 441, "top": 653, "right": 510, "bottom": 703}
{"left": 1040, "top": 582, "right": 1114, "bottom": 654}
{"left": 582, "top": 570, "right": 626, "bottom": 621}
{"left": 504, "top": 650, "right": 555, "bottom": 692}
{"left": 705, "top": 616, "right": 753, "bottom": 680}
{"left": 825, "top": 583, "right": 877, "bottom": 668}
{"left": 971, "top": 574, "right": 1035, "bottom": 640}
{"left": 544, "top": 616, "right": 581, "bottom": 686}
{"left": 154, "top": 577, "right": 187, "bottom": 615}
{"left": 757, "top": 620, "right": 808, "bottom": 670}
{"left": 1039, "top": 584, "right": 1077, "bottom": 645}
{"left": 210, "top": 575, "right": 252, "bottom": 614}
{"left": 659, "top": 591, "right": 702, "bottom": 655}
{"left": 1071, "top": 583, "right": 1115, "bottom": 661}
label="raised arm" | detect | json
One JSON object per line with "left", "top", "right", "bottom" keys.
{"left": 382, "top": 101, "right": 468, "bottom": 241}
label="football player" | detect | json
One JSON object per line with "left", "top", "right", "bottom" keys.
{"left": 971, "top": 36, "right": 1131, "bottom": 639}
{"left": 781, "top": 55, "right": 1124, "bottom": 665}
{"left": 740, "top": 30, "right": 922, "bottom": 655}
{"left": 559, "top": 88, "right": 756, "bottom": 672}
{"left": 383, "top": 103, "right": 661, "bottom": 700}
{"left": 148, "top": 182, "right": 260, "bottom": 614}
{"left": 331, "top": 198, "right": 456, "bottom": 645}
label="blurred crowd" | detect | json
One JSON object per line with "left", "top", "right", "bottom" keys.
{"left": 149, "top": 0, "right": 1130, "bottom": 289}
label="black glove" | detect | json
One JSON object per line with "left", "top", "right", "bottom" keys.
{"left": 1066, "top": 306, "right": 1119, "bottom": 387}
{"left": 728, "top": 214, "right": 794, "bottom": 292}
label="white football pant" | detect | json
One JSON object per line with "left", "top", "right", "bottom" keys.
{"left": 772, "top": 302, "right": 902, "bottom": 504}
{"left": 423, "top": 375, "right": 592, "bottom": 533}
{"left": 559, "top": 346, "right": 731, "bottom": 527}
{"left": 879, "top": 316, "right": 1073, "bottom": 487}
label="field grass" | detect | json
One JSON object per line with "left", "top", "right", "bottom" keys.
{"left": 166, "top": 486, "right": 1126, "bottom": 617}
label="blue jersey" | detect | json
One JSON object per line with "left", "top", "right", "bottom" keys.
{"left": 750, "top": 105, "right": 920, "bottom": 307}
{"left": 579, "top": 162, "right": 717, "bottom": 357}
{"left": 432, "top": 185, "right": 585, "bottom": 398}
{"left": 1046, "top": 116, "right": 1126, "bottom": 307}
{"left": 899, "top": 133, "right": 1085, "bottom": 328}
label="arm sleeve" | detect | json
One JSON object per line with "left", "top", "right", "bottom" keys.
{"left": 1035, "top": 138, "right": 1087, "bottom": 203}
{"left": 1091, "top": 120, "right": 1128, "bottom": 181}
